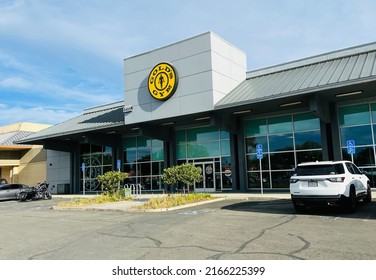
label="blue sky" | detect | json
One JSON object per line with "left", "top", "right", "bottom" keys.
{"left": 1, "top": 0, "right": 376, "bottom": 126}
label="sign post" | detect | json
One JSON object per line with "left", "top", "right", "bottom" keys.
{"left": 347, "top": 140, "right": 355, "bottom": 163}
{"left": 256, "top": 144, "right": 263, "bottom": 195}
{"left": 117, "top": 159, "right": 121, "bottom": 190}
{"left": 81, "top": 162, "right": 86, "bottom": 195}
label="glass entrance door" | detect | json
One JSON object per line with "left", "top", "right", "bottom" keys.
{"left": 194, "top": 162, "right": 215, "bottom": 192}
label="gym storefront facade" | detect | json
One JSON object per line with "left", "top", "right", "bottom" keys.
{"left": 18, "top": 32, "right": 376, "bottom": 194}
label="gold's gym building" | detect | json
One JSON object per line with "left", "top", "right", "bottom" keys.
{"left": 18, "top": 32, "right": 376, "bottom": 194}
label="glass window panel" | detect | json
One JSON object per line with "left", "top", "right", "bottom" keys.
{"left": 268, "top": 115, "right": 292, "bottom": 134}
{"left": 177, "top": 145, "right": 186, "bottom": 159}
{"left": 338, "top": 104, "right": 370, "bottom": 126}
{"left": 103, "top": 153, "right": 112, "bottom": 165}
{"left": 221, "top": 139, "right": 231, "bottom": 156}
{"left": 295, "top": 131, "right": 322, "bottom": 150}
{"left": 187, "top": 142, "right": 219, "bottom": 158}
{"left": 296, "top": 150, "right": 323, "bottom": 164}
{"left": 187, "top": 126, "right": 219, "bottom": 142}
{"left": 247, "top": 172, "right": 270, "bottom": 189}
{"left": 91, "top": 145, "right": 103, "bottom": 153}
{"left": 124, "top": 137, "right": 137, "bottom": 149}
{"left": 140, "top": 176, "right": 152, "bottom": 190}
{"left": 244, "top": 118, "right": 267, "bottom": 137}
{"left": 137, "top": 136, "right": 150, "bottom": 148}
{"left": 271, "top": 171, "right": 291, "bottom": 188}
{"left": 221, "top": 156, "right": 232, "bottom": 171}
{"left": 247, "top": 154, "right": 270, "bottom": 171}
{"left": 269, "top": 134, "right": 294, "bottom": 152}
{"left": 124, "top": 149, "right": 136, "bottom": 163}
{"left": 103, "top": 166, "right": 112, "bottom": 174}
{"left": 138, "top": 162, "right": 151, "bottom": 176}
{"left": 87, "top": 154, "right": 101, "bottom": 167}
{"left": 104, "top": 146, "right": 112, "bottom": 153}
{"left": 176, "top": 130, "right": 186, "bottom": 143}
{"left": 151, "top": 139, "right": 163, "bottom": 146}
{"left": 246, "top": 136, "right": 268, "bottom": 153}
{"left": 137, "top": 148, "right": 151, "bottom": 162}
{"left": 270, "top": 152, "right": 295, "bottom": 170}
{"left": 151, "top": 146, "right": 164, "bottom": 161}
{"left": 123, "top": 164, "right": 133, "bottom": 173}
{"left": 371, "top": 103, "right": 376, "bottom": 123}
{"left": 342, "top": 146, "right": 375, "bottom": 167}
{"left": 152, "top": 162, "right": 164, "bottom": 175}
{"left": 81, "top": 144, "right": 90, "bottom": 154}
{"left": 177, "top": 159, "right": 187, "bottom": 166}
{"left": 151, "top": 176, "right": 162, "bottom": 190}
{"left": 217, "top": 173, "right": 232, "bottom": 191}
{"left": 294, "top": 112, "right": 320, "bottom": 131}
{"left": 220, "top": 130, "right": 230, "bottom": 140}
{"left": 340, "top": 126, "right": 373, "bottom": 146}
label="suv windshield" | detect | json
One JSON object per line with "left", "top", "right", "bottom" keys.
{"left": 293, "top": 163, "right": 345, "bottom": 176}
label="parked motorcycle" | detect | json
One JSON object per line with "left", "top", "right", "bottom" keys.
{"left": 18, "top": 181, "right": 52, "bottom": 201}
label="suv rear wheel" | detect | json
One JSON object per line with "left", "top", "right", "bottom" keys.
{"left": 293, "top": 201, "right": 306, "bottom": 213}
{"left": 364, "top": 183, "right": 372, "bottom": 203}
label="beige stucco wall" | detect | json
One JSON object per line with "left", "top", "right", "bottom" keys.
{"left": 16, "top": 147, "right": 47, "bottom": 186}
{"left": 0, "top": 122, "right": 50, "bottom": 185}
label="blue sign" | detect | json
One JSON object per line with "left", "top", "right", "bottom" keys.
{"left": 117, "top": 159, "right": 121, "bottom": 170}
{"left": 347, "top": 140, "right": 355, "bottom": 155}
{"left": 81, "top": 162, "right": 85, "bottom": 172}
{"left": 256, "top": 144, "right": 263, "bottom": 159}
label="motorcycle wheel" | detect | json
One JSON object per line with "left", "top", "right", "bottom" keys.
{"left": 19, "top": 192, "right": 28, "bottom": 201}
{"left": 46, "top": 193, "right": 52, "bottom": 200}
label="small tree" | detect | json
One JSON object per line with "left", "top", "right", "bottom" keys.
{"left": 97, "top": 171, "right": 128, "bottom": 194}
{"left": 162, "top": 163, "right": 202, "bottom": 191}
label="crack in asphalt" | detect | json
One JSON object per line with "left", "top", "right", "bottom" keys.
{"left": 208, "top": 215, "right": 310, "bottom": 260}
{"left": 235, "top": 215, "right": 297, "bottom": 253}
{"left": 97, "top": 231, "right": 162, "bottom": 247}
{"left": 96, "top": 215, "right": 310, "bottom": 260}
{"left": 28, "top": 247, "right": 63, "bottom": 260}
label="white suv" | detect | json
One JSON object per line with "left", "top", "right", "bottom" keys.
{"left": 290, "top": 160, "right": 372, "bottom": 212}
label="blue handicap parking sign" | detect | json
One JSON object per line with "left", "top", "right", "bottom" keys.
{"left": 256, "top": 144, "right": 263, "bottom": 159}
{"left": 347, "top": 140, "right": 355, "bottom": 154}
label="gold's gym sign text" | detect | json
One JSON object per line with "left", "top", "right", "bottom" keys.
{"left": 148, "top": 62, "right": 178, "bottom": 100}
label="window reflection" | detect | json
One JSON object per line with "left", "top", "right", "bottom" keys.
{"left": 244, "top": 111, "right": 322, "bottom": 189}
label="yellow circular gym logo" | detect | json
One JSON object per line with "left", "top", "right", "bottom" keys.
{"left": 148, "top": 62, "right": 178, "bottom": 101}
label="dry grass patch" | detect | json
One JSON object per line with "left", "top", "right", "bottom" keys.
{"left": 136, "top": 193, "right": 213, "bottom": 210}
{"left": 57, "top": 193, "right": 132, "bottom": 207}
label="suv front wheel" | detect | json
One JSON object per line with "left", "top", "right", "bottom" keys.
{"left": 346, "top": 187, "right": 357, "bottom": 213}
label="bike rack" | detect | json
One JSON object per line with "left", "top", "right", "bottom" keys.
{"left": 123, "top": 183, "right": 142, "bottom": 197}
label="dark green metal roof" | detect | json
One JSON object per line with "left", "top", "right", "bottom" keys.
{"left": 215, "top": 42, "right": 376, "bottom": 109}
{"left": 17, "top": 102, "right": 125, "bottom": 144}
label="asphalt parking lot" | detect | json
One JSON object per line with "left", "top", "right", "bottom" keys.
{"left": 0, "top": 196, "right": 375, "bottom": 260}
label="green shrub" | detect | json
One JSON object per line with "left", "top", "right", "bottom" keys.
{"left": 161, "top": 163, "right": 202, "bottom": 189}
{"left": 97, "top": 171, "right": 128, "bottom": 194}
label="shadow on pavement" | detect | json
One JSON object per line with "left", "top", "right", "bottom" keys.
{"left": 221, "top": 199, "right": 376, "bottom": 220}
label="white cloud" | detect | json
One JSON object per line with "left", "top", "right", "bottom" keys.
{"left": 0, "top": 76, "right": 32, "bottom": 89}
{"left": 0, "top": 104, "right": 80, "bottom": 125}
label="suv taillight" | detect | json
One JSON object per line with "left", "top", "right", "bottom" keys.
{"left": 327, "top": 177, "right": 345, "bottom": 182}
{"left": 290, "top": 178, "right": 299, "bottom": 183}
